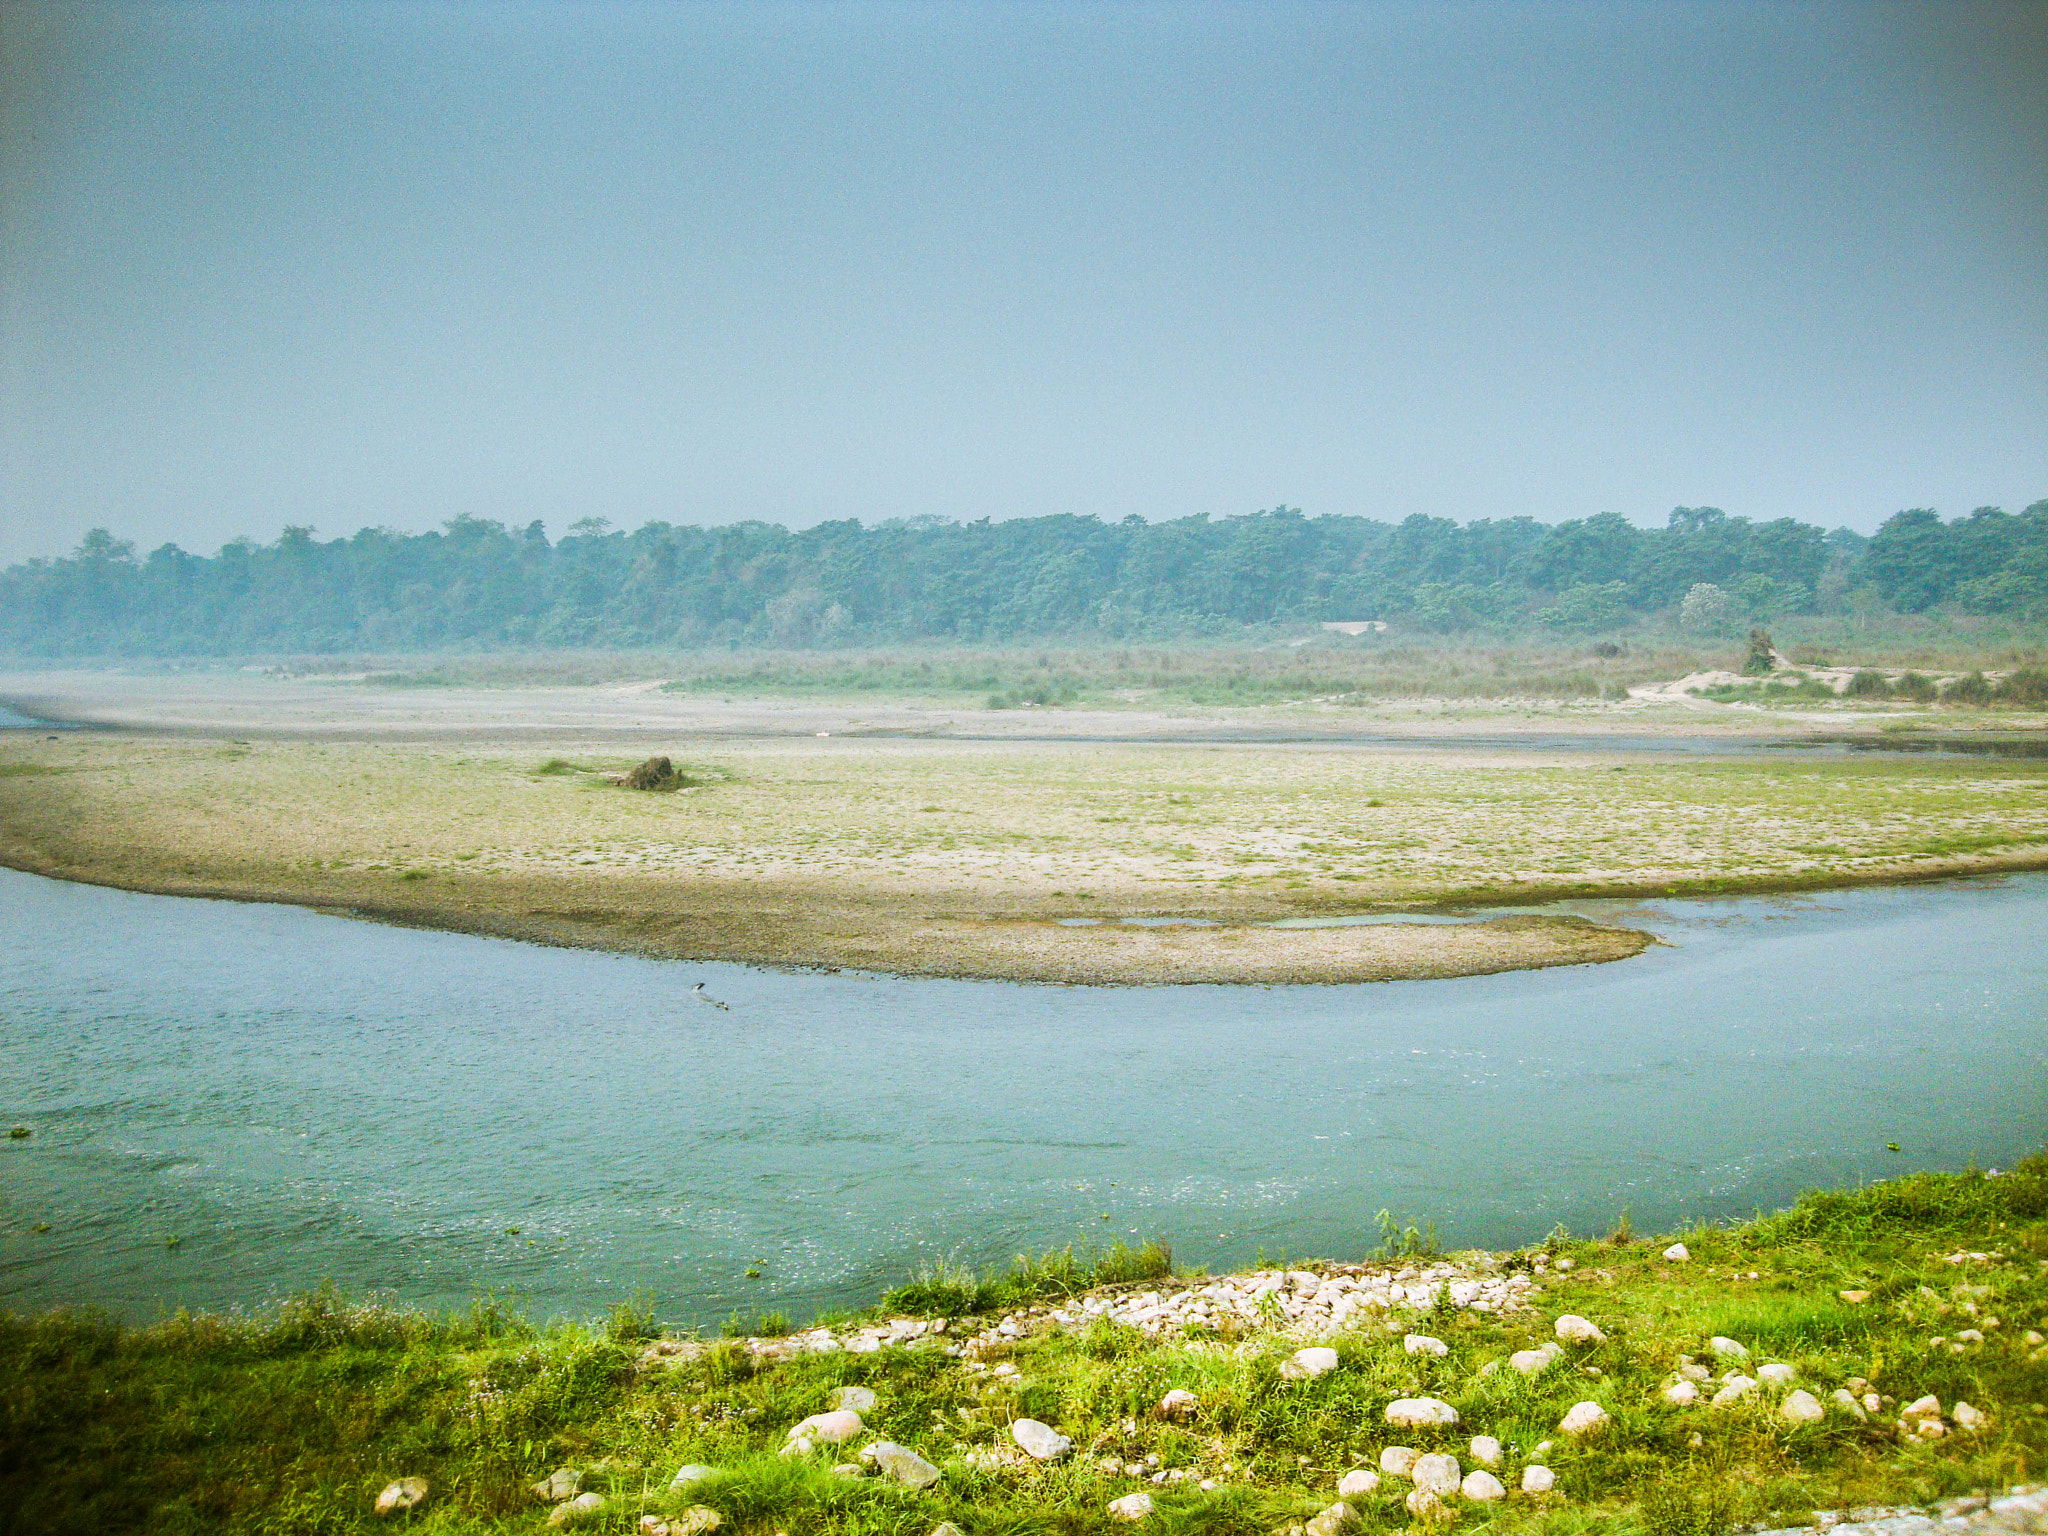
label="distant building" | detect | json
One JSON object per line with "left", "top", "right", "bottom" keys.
{"left": 1320, "top": 620, "right": 1388, "bottom": 636}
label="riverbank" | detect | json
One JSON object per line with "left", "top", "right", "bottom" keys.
{"left": 5, "top": 1157, "right": 2044, "bottom": 1534}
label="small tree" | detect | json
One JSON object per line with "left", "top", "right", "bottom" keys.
{"left": 1679, "top": 582, "right": 1736, "bottom": 632}
{"left": 1742, "top": 628, "right": 1777, "bottom": 676}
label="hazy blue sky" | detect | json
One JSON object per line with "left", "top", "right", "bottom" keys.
{"left": 1, "top": 1, "right": 2043, "bottom": 564}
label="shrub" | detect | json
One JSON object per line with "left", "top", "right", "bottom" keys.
{"left": 2000, "top": 667, "right": 2048, "bottom": 706}
{"left": 1893, "top": 672, "right": 1937, "bottom": 703}
{"left": 1845, "top": 670, "right": 1891, "bottom": 698}
{"left": 1943, "top": 671, "right": 1994, "bottom": 704}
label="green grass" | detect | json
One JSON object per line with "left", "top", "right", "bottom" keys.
{"left": 4, "top": 1160, "right": 2047, "bottom": 1534}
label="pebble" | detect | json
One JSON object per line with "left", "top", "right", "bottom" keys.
{"left": 532, "top": 1468, "right": 584, "bottom": 1503}
{"left": 1338, "top": 1469, "right": 1380, "bottom": 1498}
{"left": 787, "top": 1410, "right": 864, "bottom": 1446}
{"left": 1405, "top": 1489, "right": 1448, "bottom": 1521}
{"left": 1713, "top": 1375, "right": 1757, "bottom": 1407}
{"left": 868, "top": 1442, "right": 942, "bottom": 1489}
{"left": 1758, "top": 1362, "right": 1797, "bottom": 1385}
{"left": 1831, "top": 1388, "right": 1868, "bottom": 1422}
{"left": 1158, "top": 1388, "right": 1199, "bottom": 1421}
{"left": 830, "top": 1386, "right": 878, "bottom": 1413}
{"left": 1559, "top": 1401, "right": 1610, "bottom": 1437}
{"left": 1522, "top": 1465, "right": 1556, "bottom": 1495}
{"left": 1709, "top": 1336, "right": 1750, "bottom": 1360}
{"left": 1840, "top": 1289, "right": 1870, "bottom": 1304}
{"left": 1404, "top": 1334, "right": 1449, "bottom": 1357}
{"left": 1108, "top": 1492, "right": 1154, "bottom": 1521}
{"left": 548, "top": 1493, "right": 606, "bottom": 1529}
{"left": 1012, "top": 1419, "right": 1073, "bottom": 1460}
{"left": 671, "top": 1510, "right": 721, "bottom": 1536}
{"left": 932, "top": 1525, "right": 966, "bottom": 1536}
{"left": 1663, "top": 1243, "right": 1691, "bottom": 1262}
{"left": 1782, "top": 1390, "right": 1825, "bottom": 1424}
{"left": 1555, "top": 1314, "right": 1606, "bottom": 1345}
{"left": 1282, "top": 1346, "right": 1340, "bottom": 1380}
{"left": 1511, "top": 1344, "right": 1561, "bottom": 1376}
{"left": 1462, "top": 1470, "right": 1507, "bottom": 1502}
{"left": 1955, "top": 1402, "right": 1987, "bottom": 1431}
{"left": 669, "top": 1465, "right": 715, "bottom": 1493}
{"left": 1663, "top": 1380, "right": 1700, "bottom": 1406}
{"left": 374, "top": 1478, "right": 429, "bottom": 1517}
{"left": 1411, "top": 1454, "right": 1461, "bottom": 1497}
{"left": 1381, "top": 1447, "right": 1420, "bottom": 1477}
{"left": 1469, "top": 1436, "right": 1501, "bottom": 1467}
{"left": 1305, "top": 1501, "right": 1359, "bottom": 1536}
{"left": 1385, "top": 1397, "right": 1460, "bottom": 1429}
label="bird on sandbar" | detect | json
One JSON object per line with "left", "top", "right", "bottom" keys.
{"left": 692, "top": 982, "right": 731, "bottom": 1011}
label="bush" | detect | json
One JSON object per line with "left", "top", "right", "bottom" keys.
{"left": 2001, "top": 667, "right": 2048, "bottom": 706}
{"left": 1944, "top": 671, "right": 1994, "bottom": 704}
{"left": 1845, "top": 670, "right": 1891, "bottom": 698}
{"left": 1893, "top": 671, "right": 1937, "bottom": 703}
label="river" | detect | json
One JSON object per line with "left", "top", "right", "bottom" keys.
{"left": 1, "top": 867, "right": 2043, "bottom": 1327}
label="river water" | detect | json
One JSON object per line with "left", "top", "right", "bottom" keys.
{"left": 1, "top": 868, "right": 2044, "bottom": 1328}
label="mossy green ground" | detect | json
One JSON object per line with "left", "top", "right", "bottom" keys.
{"left": 5, "top": 1161, "right": 2046, "bottom": 1536}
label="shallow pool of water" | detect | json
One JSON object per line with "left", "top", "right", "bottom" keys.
{"left": 2, "top": 869, "right": 2043, "bottom": 1327}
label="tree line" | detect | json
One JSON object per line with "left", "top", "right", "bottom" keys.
{"left": 3, "top": 501, "right": 2042, "bottom": 655}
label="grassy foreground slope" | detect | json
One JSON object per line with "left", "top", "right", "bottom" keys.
{"left": 4, "top": 1159, "right": 2045, "bottom": 1536}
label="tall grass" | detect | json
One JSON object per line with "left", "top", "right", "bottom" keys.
{"left": 882, "top": 1240, "right": 1176, "bottom": 1316}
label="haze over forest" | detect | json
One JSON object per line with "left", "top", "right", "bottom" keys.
{"left": 4, "top": 501, "right": 2042, "bottom": 655}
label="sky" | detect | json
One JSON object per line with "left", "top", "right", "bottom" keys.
{"left": 1, "top": 1, "right": 2044, "bottom": 566}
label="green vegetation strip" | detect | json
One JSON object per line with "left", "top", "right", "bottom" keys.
{"left": 5, "top": 1160, "right": 2045, "bottom": 1533}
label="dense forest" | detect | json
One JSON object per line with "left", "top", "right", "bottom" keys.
{"left": 2, "top": 501, "right": 2043, "bottom": 655}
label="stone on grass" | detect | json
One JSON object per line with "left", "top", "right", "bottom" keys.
{"left": 1404, "top": 1489, "right": 1449, "bottom": 1522}
{"left": 1781, "top": 1390, "right": 1825, "bottom": 1425}
{"left": 1404, "top": 1334, "right": 1449, "bottom": 1357}
{"left": 1108, "top": 1491, "right": 1155, "bottom": 1521}
{"left": 1830, "top": 1389, "right": 1867, "bottom": 1422}
{"left": 1663, "top": 1243, "right": 1691, "bottom": 1262}
{"left": 1559, "top": 1401, "right": 1609, "bottom": 1437}
{"left": 1462, "top": 1470, "right": 1507, "bottom": 1502}
{"left": 1158, "top": 1388, "right": 1199, "bottom": 1421}
{"left": 672, "top": 1509, "right": 721, "bottom": 1536}
{"left": 869, "top": 1442, "right": 942, "bottom": 1489}
{"left": 1338, "top": 1469, "right": 1381, "bottom": 1498}
{"left": 374, "top": 1478, "right": 429, "bottom": 1517}
{"left": 832, "top": 1464, "right": 864, "bottom": 1478}
{"left": 830, "top": 1386, "right": 878, "bottom": 1413}
{"left": 1712, "top": 1376, "right": 1757, "bottom": 1407}
{"left": 1510, "top": 1347, "right": 1558, "bottom": 1377}
{"left": 1411, "top": 1453, "right": 1461, "bottom": 1497}
{"left": 788, "top": 1410, "right": 864, "bottom": 1446}
{"left": 931, "top": 1526, "right": 965, "bottom": 1536}
{"left": 1662, "top": 1380, "right": 1699, "bottom": 1407}
{"left": 1282, "top": 1346, "right": 1340, "bottom": 1380}
{"left": 1758, "top": 1362, "right": 1797, "bottom": 1386}
{"left": 548, "top": 1493, "right": 605, "bottom": 1529}
{"left": 1555, "top": 1315, "right": 1605, "bottom": 1345}
{"left": 1954, "top": 1402, "right": 1987, "bottom": 1431}
{"left": 1380, "top": 1446, "right": 1419, "bottom": 1477}
{"left": 1708, "top": 1336, "right": 1749, "bottom": 1360}
{"left": 669, "top": 1465, "right": 715, "bottom": 1493}
{"left": 1839, "top": 1289, "right": 1870, "bottom": 1304}
{"left": 1385, "top": 1397, "right": 1459, "bottom": 1430}
{"left": 1305, "top": 1501, "right": 1359, "bottom": 1536}
{"left": 1902, "top": 1394, "right": 1942, "bottom": 1420}
{"left": 1011, "top": 1419, "right": 1073, "bottom": 1460}
{"left": 533, "top": 1468, "right": 584, "bottom": 1503}
{"left": 1521, "top": 1465, "right": 1556, "bottom": 1495}
{"left": 1469, "top": 1436, "right": 1501, "bottom": 1467}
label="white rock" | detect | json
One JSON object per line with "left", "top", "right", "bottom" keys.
{"left": 1385, "top": 1397, "right": 1460, "bottom": 1429}
{"left": 1158, "top": 1388, "right": 1199, "bottom": 1421}
{"left": 1521, "top": 1465, "right": 1555, "bottom": 1495}
{"left": 668, "top": 1465, "right": 715, "bottom": 1493}
{"left": 1282, "top": 1346, "right": 1340, "bottom": 1380}
{"left": 1954, "top": 1401, "right": 1987, "bottom": 1431}
{"left": 1554, "top": 1315, "right": 1605, "bottom": 1345}
{"left": 671, "top": 1510, "right": 720, "bottom": 1536}
{"left": 1830, "top": 1388, "right": 1867, "bottom": 1422}
{"left": 1404, "top": 1334, "right": 1449, "bottom": 1357}
{"left": 1337, "top": 1469, "right": 1381, "bottom": 1498}
{"left": 1711, "top": 1375, "right": 1756, "bottom": 1407}
{"left": 1469, "top": 1436, "right": 1501, "bottom": 1467}
{"left": 1380, "top": 1446, "right": 1419, "bottom": 1477}
{"left": 549, "top": 1493, "right": 606, "bottom": 1529}
{"left": 533, "top": 1468, "right": 584, "bottom": 1503}
{"left": 1559, "top": 1400, "right": 1609, "bottom": 1437}
{"left": 1662, "top": 1379, "right": 1699, "bottom": 1406}
{"left": 869, "top": 1442, "right": 942, "bottom": 1488}
{"left": 1305, "top": 1501, "right": 1358, "bottom": 1536}
{"left": 1108, "top": 1492, "right": 1154, "bottom": 1521}
{"left": 1461, "top": 1470, "right": 1507, "bottom": 1502}
{"left": 1757, "top": 1362, "right": 1796, "bottom": 1386}
{"left": 375, "top": 1478, "right": 429, "bottom": 1517}
{"left": 1781, "top": 1390, "right": 1825, "bottom": 1424}
{"left": 1404, "top": 1489, "right": 1447, "bottom": 1521}
{"left": 1663, "top": 1243, "right": 1691, "bottom": 1262}
{"left": 788, "top": 1410, "right": 864, "bottom": 1446}
{"left": 831, "top": 1386, "right": 878, "bottom": 1413}
{"left": 1708, "top": 1336, "right": 1749, "bottom": 1360}
{"left": 1288, "top": 1270, "right": 1322, "bottom": 1291}
{"left": 1410, "top": 1454, "right": 1461, "bottom": 1497}
{"left": 1902, "top": 1394, "right": 1943, "bottom": 1419}
{"left": 1679, "top": 1363, "right": 1711, "bottom": 1382}
{"left": 1011, "top": 1419, "right": 1073, "bottom": 1461}
{"left": 1509, "top": 1347, "right": 1556, "bottom": 1376}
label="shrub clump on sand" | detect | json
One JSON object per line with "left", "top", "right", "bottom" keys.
{"left": 624, "top": 755, "right": 695, "bottom": 791}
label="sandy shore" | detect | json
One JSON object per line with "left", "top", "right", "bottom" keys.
{"left": 4, "top": 671, "right": 2044, "bottom": 984}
